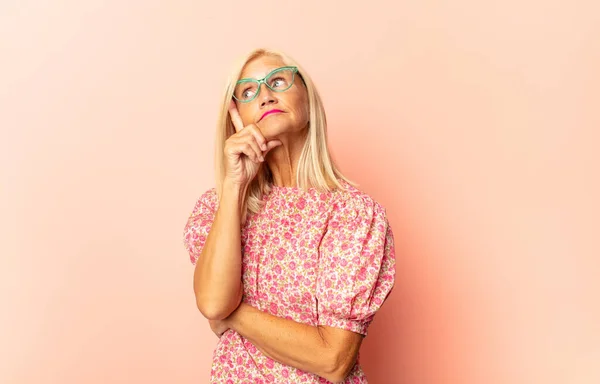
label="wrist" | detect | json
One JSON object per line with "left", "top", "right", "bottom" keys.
{"left": 227, "top": 302, "right": 247, "bottom": 331}
{"left": 222, "top": 179, "right": 245, "bottom": 196}
{"left": 220, "top": 181, "right": 247, "bottom": 213}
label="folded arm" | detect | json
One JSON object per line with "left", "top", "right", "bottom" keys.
{"left": 225, "top": 302, "right": 363, "bottom": 383}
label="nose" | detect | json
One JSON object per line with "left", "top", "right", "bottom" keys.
{"left": 258, "top": 83, "right": 277, "bottom": 107}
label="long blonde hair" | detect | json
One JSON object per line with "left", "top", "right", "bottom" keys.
{"left": 214, "top": 48, "right": 354, "bottom": 222}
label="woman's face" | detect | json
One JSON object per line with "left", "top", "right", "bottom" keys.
{"left": 234, "top": 55, "right": 309, "bottom": 140}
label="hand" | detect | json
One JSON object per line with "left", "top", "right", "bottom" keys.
{"left": 209, "top": 318, "right": 229, "bottom": 338}
{"left": 224, "top": 100, "right": 282, "bottom": 187}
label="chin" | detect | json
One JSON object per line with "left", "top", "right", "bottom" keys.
{"left": 271, "top": 125, "right": 307, "bottom": 139}
{"left": 260, "top": 119, "right": 297, "bottom": 138}
{"left": 263, "top": 127, "right": 290, "bottom": 140}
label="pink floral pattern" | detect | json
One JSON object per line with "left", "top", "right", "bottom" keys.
{"left": 183, "top": 180, "right": 396, "bottom": 383}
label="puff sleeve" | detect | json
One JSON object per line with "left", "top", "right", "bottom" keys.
{"left": 183, "top": 188, "right": 218, "bottom": 265}
{"left": 316, "top": 195, "right": 396, "bottom": 336}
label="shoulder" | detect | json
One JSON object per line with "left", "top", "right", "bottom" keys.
{"left": 329, "top": 180, "right": 388, "bottom": 222}
{"left": 193, "top": 187, "right": 218, "bottom": 212}
{"left": 200, "top": 187, "right": 217, "bottom": 200}
{"left": 332, "top": 180, "right": 387, "bottom": 213}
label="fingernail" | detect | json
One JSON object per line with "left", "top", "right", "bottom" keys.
{"left": 261, "top": 144, "right": 267, "bottom": 151}
{"left": 260, "top": 156, "right": 264, "bottom": 162}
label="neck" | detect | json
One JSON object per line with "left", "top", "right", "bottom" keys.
{"left": 266, "top": 128, "right": 308, "bottom": 187}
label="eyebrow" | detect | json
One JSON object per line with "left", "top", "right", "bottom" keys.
{"left": 238, "top": 67, "right": 281, "bottom": 82}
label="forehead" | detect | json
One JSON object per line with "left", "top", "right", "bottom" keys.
{"left": 239, "top": 55, "right": 287, "bottom": 80}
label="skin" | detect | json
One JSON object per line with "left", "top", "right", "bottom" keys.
{"left": 197, "top": 55, "right": 363, "bottom": 383}
{"left": 229, "top": 54, "right": 310, "bottom": 187}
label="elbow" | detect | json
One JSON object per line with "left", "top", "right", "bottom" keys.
{"left": 195, "top": 288, "right": 242, "bottom": 320}
{"left": 322, "top": 352, "right": 356, "bottom": 383}
{"left": 195, "top": 298, "right": 233, "bottom": 320}
{"left": 193, "top": 281, "right": 243, "bottom": 320}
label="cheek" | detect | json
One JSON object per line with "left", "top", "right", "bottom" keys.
{"left": 302, "top": 101, "right": 310, "bottom": 124}
{"left": 237, "top": 107, "right": 253, "bottom": 125}
{"left": 292, "top": 95, "right": 309, "bottom": 123}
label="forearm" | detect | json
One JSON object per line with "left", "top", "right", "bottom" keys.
{"left": 227, "top": 303, "right": 345, "bottom": 382}
{"left": 193, "top": 181, "right": 245, "bottom": 320}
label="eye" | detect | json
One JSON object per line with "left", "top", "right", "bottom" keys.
{"left": 270, "top": 77, "right": 287, "bottom": 88}
{"left": 242, "top": 88, "right": 255, "bottom": 99}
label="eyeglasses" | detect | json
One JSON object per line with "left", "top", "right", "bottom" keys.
{"left": 233, "top": 66, "right": 299, "bottom": 103}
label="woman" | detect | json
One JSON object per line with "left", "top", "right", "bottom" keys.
{"left": 183, "top": 48, "right": 396, "bottom": 383}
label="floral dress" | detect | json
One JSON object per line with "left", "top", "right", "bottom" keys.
{"left": 183, "top": 180, "right": 396, "bottom": 383}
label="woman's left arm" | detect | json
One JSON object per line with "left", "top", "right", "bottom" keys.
{"left": 223, "top": 302, "right": 362, "bottom": 383}
{"left": 213, "top": 199, "right": 396, "bottom": 383}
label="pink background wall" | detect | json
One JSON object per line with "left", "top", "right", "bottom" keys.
{"left": 2, "top": 1, "right": 599, "bottom": 383}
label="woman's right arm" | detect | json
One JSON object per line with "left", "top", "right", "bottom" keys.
{"left": 193, "top": 101, "right": 282, "bottom": 320}
{"left": 193, "top": 180, "right": 245, "bottom": 320}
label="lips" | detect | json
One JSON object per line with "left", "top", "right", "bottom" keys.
{"left": 259, "top": 109, "right": 284, "bottom": 121}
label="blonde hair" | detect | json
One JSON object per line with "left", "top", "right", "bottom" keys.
{"left": 214, "top": 48, "right": 355, "bottom": 222}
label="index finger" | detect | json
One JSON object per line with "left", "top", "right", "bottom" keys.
{"left": 228, "top": 99, "right": 245, "bottom": 132}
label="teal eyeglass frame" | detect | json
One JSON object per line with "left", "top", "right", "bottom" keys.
{"left": 233, "top": 66, "right": 299, "bottom": 103}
